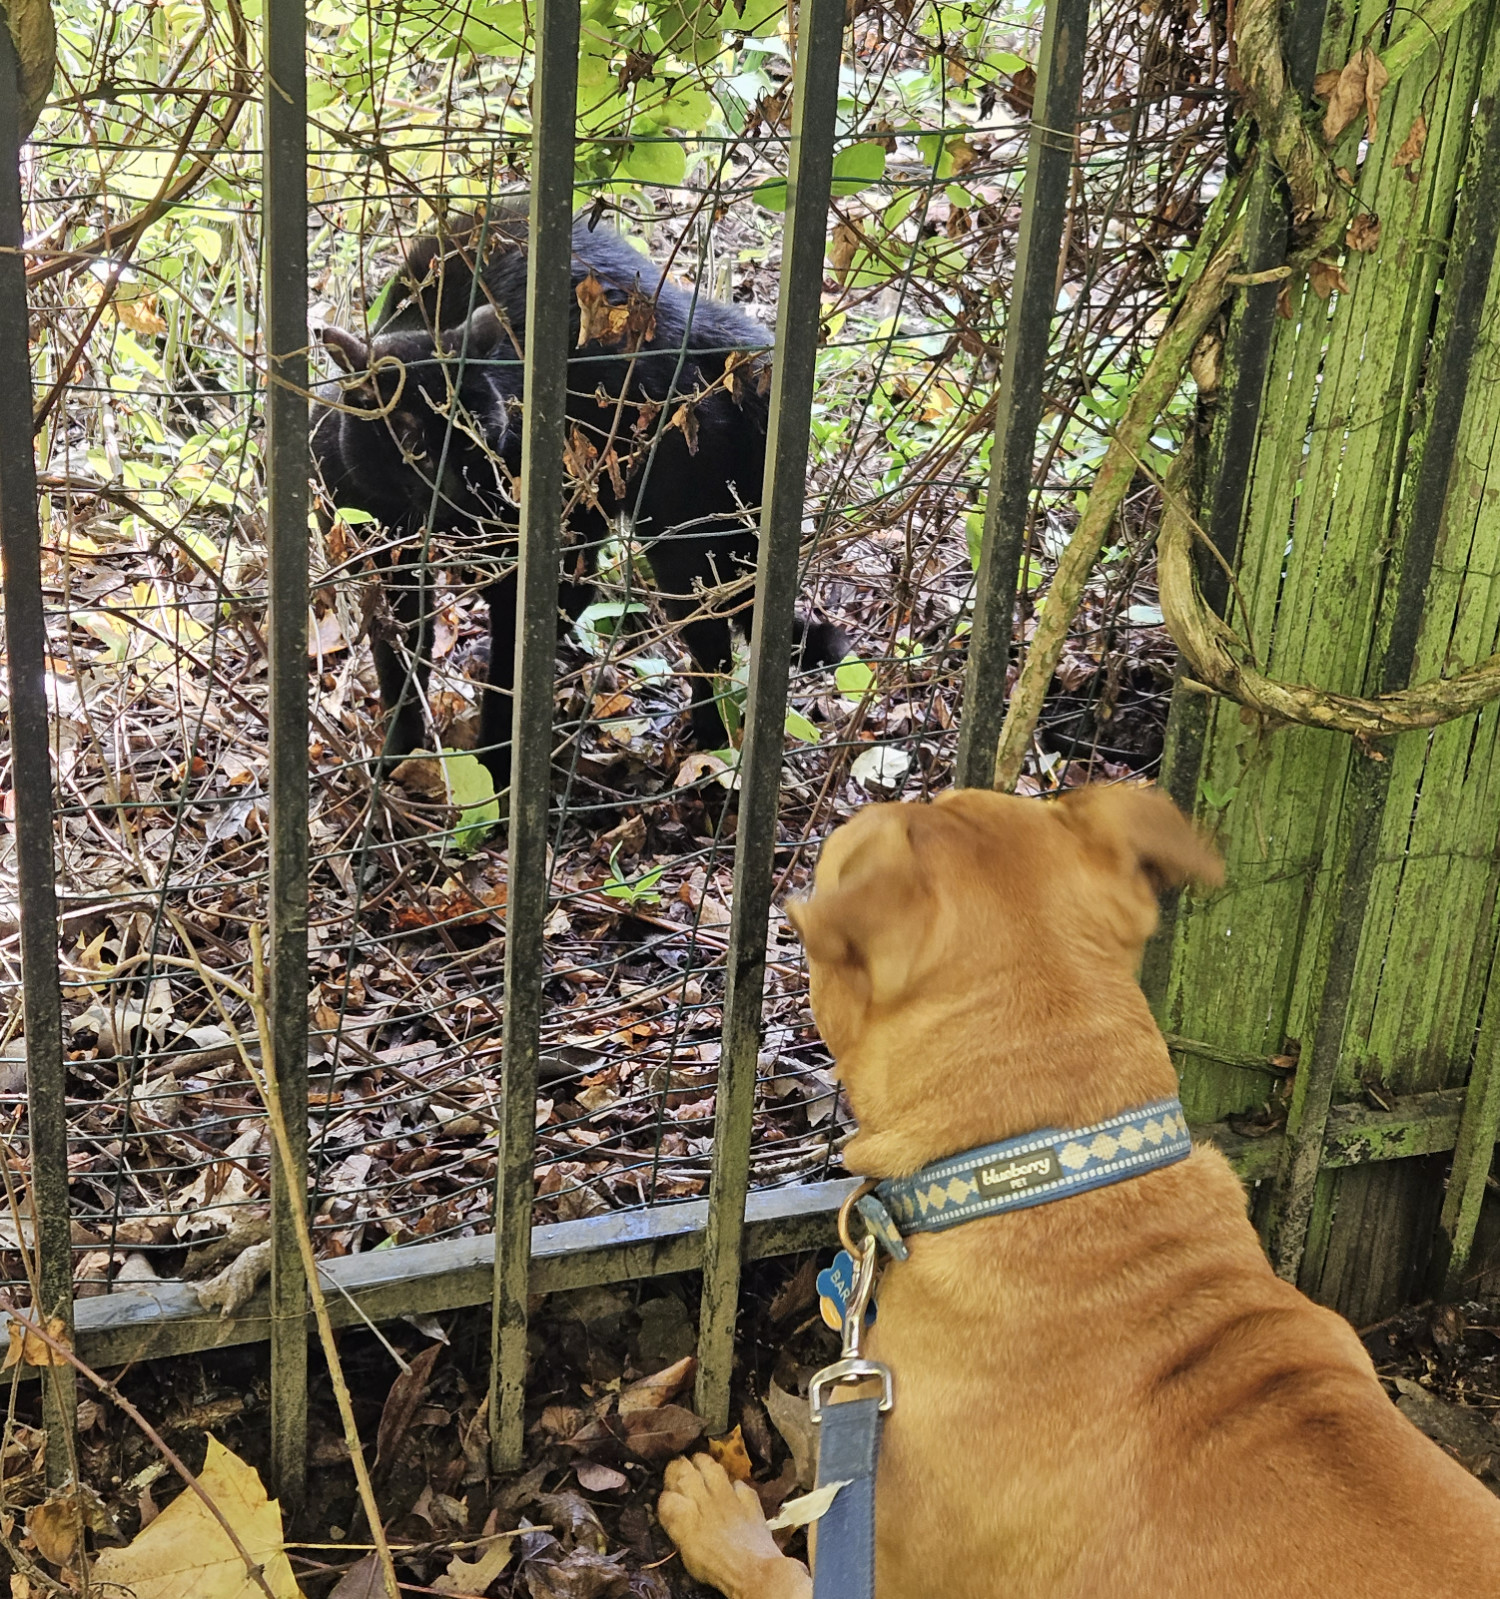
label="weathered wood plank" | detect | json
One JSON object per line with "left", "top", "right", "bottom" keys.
{"left": 1162, "top": 0, "right": 1500, "bottom": 1316}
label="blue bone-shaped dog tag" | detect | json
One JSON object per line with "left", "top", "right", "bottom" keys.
{"left": 817, "top": 1249, "right": 877, "bottom": 1332}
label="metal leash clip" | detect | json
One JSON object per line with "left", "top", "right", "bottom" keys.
{"left": 809, "top": 1190, "right": 895, "bottom": 1420}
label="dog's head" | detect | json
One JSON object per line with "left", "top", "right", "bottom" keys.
{"left": 784, "top": 787, "right": 1221, "bottom": 1151}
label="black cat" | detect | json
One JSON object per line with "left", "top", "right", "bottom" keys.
{"left": 310, "top": 207, "right": 843, "bottom": 790}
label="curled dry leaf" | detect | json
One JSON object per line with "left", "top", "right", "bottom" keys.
{"left": 616, "top": 1354, "right": 696, "bottom": 1416}
{"left": 539, "top": 1403, "right": 584, "bottom": 1441}
{"left": 1392, "top": 113, "right": 1427, "bottom": 171}
{"left": 575, "top": 275, "right": 656, "bottom": 351}
{"left": 1345, "top": 213, "right": 1382, "bottom": 253}
{"left": 1308, "top": 258, "right": 1350, "bottom": 300}
{"left": 764, "top": 1379, "right": 817, "bottom": 1489}
{"left": 1321, "top": 47, "right": 1388, "bottom": 145}
{"left": 194, "top": 1238, "right": 272, "bottom": 1318}
{"left": 764, "top": 1480, "right": 850, "bottom": 1532}
{"left": 829, "top": 221, "right": 862, "bottom": 283}
{"left": 706, "top": 1425, "right": 754, "bottom": 1484}
{"left": 327, "top": 1552, "right": 386, "bottom": 1599}
{"left": 376, "top": 1342, "right": 443, "bottom": 1469}
{"left": 26, "top": 1495, "right": 83, "bottom": 1569}
{"left": 523, "top": 1547, "right": 630, "bottom": 1599}
{"left": 535, "top": 1490, "right": 608, "bottom": 1554}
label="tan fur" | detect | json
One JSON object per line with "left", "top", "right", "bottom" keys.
{"left": 660, "top": 786, "right": 1500, "bottom": 1598}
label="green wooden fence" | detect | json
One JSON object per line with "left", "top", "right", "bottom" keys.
{"left": 1150, "top": 0, "right": 1500, "bottom": 1326}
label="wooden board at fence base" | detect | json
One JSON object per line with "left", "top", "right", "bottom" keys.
{"left": 3, "top": 1085, "right": 1488, "bottom": 1373}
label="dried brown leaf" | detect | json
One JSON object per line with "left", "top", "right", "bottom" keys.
{"left": 1345, "top": 213, "right": 1381, "bottom": 253}
{"left": 1308, "top": 258, "right": 1350, "bottom": 299}
{"left": 1363, "top": 52, "right": 1389, "bottom": 140}
{"left": 539, "top": 1404, "right": 584, "bottom": 1441}
{"left": 3, "top": 1316, "right": 69, "bottom": 1369}
{"left": 764, "top": 1379, "right": 816, "bottom": 1489}
{"left": 1002, "top": 65, "right": 1035, "bottom": 116}
{"left": 524, "top": 1548, "right": 630, "bottom": 1599}
{"left": 194, "top": 1238, "right": 271, "bottom": 1317}
{"left": 1322, "top": 47, "right": 1387, "bottom": 144}
{"left": 617, "top": 1354, "right": 696, "bottom": 1416}
{"left": 574, "top": 1461, "right": 626, "bottom": 1493}
{"left": 618, "top": 1403, "right": 704, "bottom": 1463}
{"left": 328, "top": 1553, "right": 386, "bottom": 1599}
{"left": 536, "top": 1490, "right": 608, "bottom": 1553}
{"left": 434, "top": 1534, "right": 517, "bottom": 1594}
{"left": 829, "top": 222, "right": 861, "bottom": 284}
{"left": 26, "top": 1496, "right": 82, "bottom": 1568}
{"left": 375, "top": 1342, "right": 442, "bottom": 1469}
{"left": 1392, "top": 113, "right": 1427, "bottom": 170}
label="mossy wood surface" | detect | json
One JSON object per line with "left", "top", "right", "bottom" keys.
{"left": 1154, "top": 0, "right": 1500, "bottom": 1323}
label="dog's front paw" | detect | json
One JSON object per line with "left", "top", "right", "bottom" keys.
{"left": 659, "top": 1454, "right": 811, "bottom": 1599}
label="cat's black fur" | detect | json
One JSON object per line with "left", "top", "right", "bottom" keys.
{"left": 310, "top": 207, "right": 843, "bottom": 790}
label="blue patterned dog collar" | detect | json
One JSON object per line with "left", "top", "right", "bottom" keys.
{"left": 866, "top": 1097, "right": 1192, "bottom": 1255}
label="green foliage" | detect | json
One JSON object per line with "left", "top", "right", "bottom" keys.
{"left": 602, "top": 844, "right": 666, "bottom": 906}
{"left": 442, "top": 752, "right": 503, "bottom": 853}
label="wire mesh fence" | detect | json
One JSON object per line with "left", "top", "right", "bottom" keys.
{"left": 0, "top": 0, "right": 1225, "bottom": 1453}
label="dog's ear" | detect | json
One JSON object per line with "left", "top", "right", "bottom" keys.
{"left": 1052, "top": 784, "right": 1223, "bottom": 895}
{"left": 785, "top": 805, "right": 932, "bottom": 1007}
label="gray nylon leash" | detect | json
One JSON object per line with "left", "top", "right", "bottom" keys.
{"left": 808, "top": 1224, "right": 891, "bottom": 1599}
{"left": 811, "top": 1395, "right": 884, "bottom": 1599}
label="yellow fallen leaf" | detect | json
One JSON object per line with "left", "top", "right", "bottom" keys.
{"left": 90, "top": 1436, "right": 302, "bottom": 1599}
{"left": 3, "top": 1316, "right": 70, "bottom": 1368}
{"left": 707, "top": 1425, "right": 753, "bottom": 1484}
{"left": 433, "top": 1533, "right": 516, "bottom": 1594}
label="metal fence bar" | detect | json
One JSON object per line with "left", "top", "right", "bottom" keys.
{"left": 264, "top": 0, "right": 310, "bottom": 1503}
{"left": 953, "top": 0, "right": 1087, "bottom": 791}
{"left": 693, "top": 0, "right": 846, "bottom": 1433}
{"left": 488, "top": 0, "right": 579, "bottom": 1473}
{"left": 0, "top": 24, "right": 76, "bottom": 1482}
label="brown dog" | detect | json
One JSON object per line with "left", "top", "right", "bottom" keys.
{"left": 659, "top": 786, "right": 1500, "bottom": 1598}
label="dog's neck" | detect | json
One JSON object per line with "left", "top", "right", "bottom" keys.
{"left": 834, "top": 963, "right": 1179, "bottom": 1180}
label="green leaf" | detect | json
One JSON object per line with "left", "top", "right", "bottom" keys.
{"left": 784, "top": 709, "right": 821, "bottom": 743}
{"left": 723, "top": 0, "right": 784, "bottom": 34}
{"left": 831, "top": 142, "right": 886, "bottom": 196}
{"left": 752, "top": 177, "right": 788, "bottom": 212}
{"left": 621, "top": 138, "right": 688, "bottom": 186}
{"left": 465, "top": 0, "right": 527, "bottom": 52}
{"left": 443, "top": 751, "right": 502, "bottom": 852}
{"left": 575, "top": 600, "right": 648, "bottom": 653}
{"left": 835, "top": 654, "right": 875, "bottom": 701}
